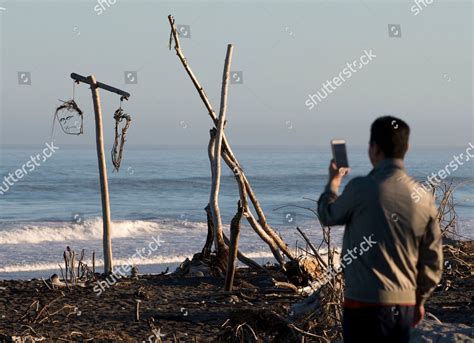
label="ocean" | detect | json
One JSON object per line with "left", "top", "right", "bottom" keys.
{"left": 0, "top": 144, "right": 473, "bottom": 280}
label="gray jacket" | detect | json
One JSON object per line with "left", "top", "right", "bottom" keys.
{"left": 317, "top": 158, "right": 443, "bottom": 305}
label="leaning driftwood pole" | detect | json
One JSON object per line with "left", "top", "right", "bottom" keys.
{"left": 241, "top": 174, "right": 294, "bottom": 260}
{"left": 221, "top": 150, "right": 285, "bottom": 265}
{"left": 90, "top": 75, "right": 113, "bottom": 275}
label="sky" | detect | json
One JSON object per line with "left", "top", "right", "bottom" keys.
{"left": 0, "top": 0, "right": 472, "bottom": 147}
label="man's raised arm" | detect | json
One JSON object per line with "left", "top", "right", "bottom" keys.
{"left": 317, "top": 160, "right": 356, "bottom": 226}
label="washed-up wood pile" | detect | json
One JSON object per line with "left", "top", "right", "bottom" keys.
{"left": 0, "top": 265, "right": 335, "bottom": 342}
{"left": 439, "top": 242, "right": 472, "bottom": 292}
{"left": 426, "top": 240, "right": 474, "bottom": 327}
{"left": 1, "top": 240, "right": 470, "bottom": 342}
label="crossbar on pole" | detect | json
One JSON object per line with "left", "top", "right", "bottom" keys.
{"left": 70, "top": 73, "right": 131, "bottom": 98}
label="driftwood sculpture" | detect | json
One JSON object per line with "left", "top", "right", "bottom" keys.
{"left": 168, "top": 15, "right": 296, "bottom": 279}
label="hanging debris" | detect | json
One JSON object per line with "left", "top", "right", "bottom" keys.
{"left": 53, "top": 82, "right": 84, "bottom": 136}
{"left": 53, "top": 99, "right": 84, "bottom": 135}
{"left": 111, "top": 100, "right": 132, "bottom": 172}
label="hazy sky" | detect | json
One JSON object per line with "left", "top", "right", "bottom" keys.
{"left": 0, "top": 0, "right": 472, "bottom": 147}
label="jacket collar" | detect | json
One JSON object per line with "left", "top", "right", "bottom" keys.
{"left": 370, "top": 158, "right": 405, "bottom": 176}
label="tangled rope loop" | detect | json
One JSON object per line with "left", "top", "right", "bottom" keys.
{"left": 111, "top": 106, "right": 131, "bottom": 172}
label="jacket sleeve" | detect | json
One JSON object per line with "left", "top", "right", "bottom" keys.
{"left": 317, "top": 179, "right": 356, "bottom": 227}
{"left": 415, "top": 215, "right": 443, "bottom": 306}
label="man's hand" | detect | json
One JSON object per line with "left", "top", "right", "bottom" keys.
{"left": 412, "top": 304, "right": 425, "bottom": 327}
{"left": 328, "top": 159, "right": 350, "bottom": 192}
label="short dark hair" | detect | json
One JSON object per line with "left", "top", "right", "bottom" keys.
{"left": 370, "top": 116, "right": 410, "bottom": 158}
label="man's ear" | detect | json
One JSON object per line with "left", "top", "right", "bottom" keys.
{"left": 373, "top": 142, "right": 380, "bottom": 155}
{"left": 374, "top": 143, "right": 385, "bottom": 159}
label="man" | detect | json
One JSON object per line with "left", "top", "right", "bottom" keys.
{"left": 317, "top": 116, "right": 443, "bottom": 342}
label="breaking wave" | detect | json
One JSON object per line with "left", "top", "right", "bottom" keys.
{"left": 0, "top": 218, "right": 207, "bottom": 245}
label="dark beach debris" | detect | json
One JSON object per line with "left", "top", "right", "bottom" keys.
{"left": 0, "top": 240, "right": 472, "bottom": 342}
{"left": 426, "top": 240, "right": 474, "bottom": 327}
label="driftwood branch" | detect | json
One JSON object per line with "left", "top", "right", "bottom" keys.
{"left": 240, "top": 173, "right": 294, "bottom": 260}
{"left": 296, "top": 227, "right": 328, "bottom": 270}
{"left": 202, "top": 204, "right": 214, "bottom": 258}
{"left": 92, "top": 251, "right": 96, "bottom": 274}
{"left": 224, "top": 201, "right": 243, "bottom": 291}
{"left": 208, "top": 129, "right": 227, "bottom": 269}
{"left": 209, "top": 44, "right": 233, "bottom": 255}
{"left": 221, "top": 233, "right": 265, "bottom": 272}
{"left": 222, "top": 150, "right": 285, "bottom": 265}
{"left": 202, "top": 205, "right": 263, "bottom": 271}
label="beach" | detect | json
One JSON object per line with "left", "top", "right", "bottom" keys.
{"left": 0, "top": 145, "right": 473, "bottom": 341}
{"left": 0, "top": 241, "right": 472, "bottom": 342}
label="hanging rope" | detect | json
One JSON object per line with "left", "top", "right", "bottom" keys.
{"left": 52, "top": 81, "right": 84, "bottom": 136}
{"left": 111, "top": 96, "right": 132, "bottom": 172}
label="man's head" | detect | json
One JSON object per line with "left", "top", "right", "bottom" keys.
{"left": 369, "top": 116, "right": 410, "bottom": 166}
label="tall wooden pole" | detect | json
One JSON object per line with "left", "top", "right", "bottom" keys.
{"left": 210, "top": 45, "right": 233, "bottom": 253}
{"left": 89, "top": 75, "right": 113, "bottom": 275}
